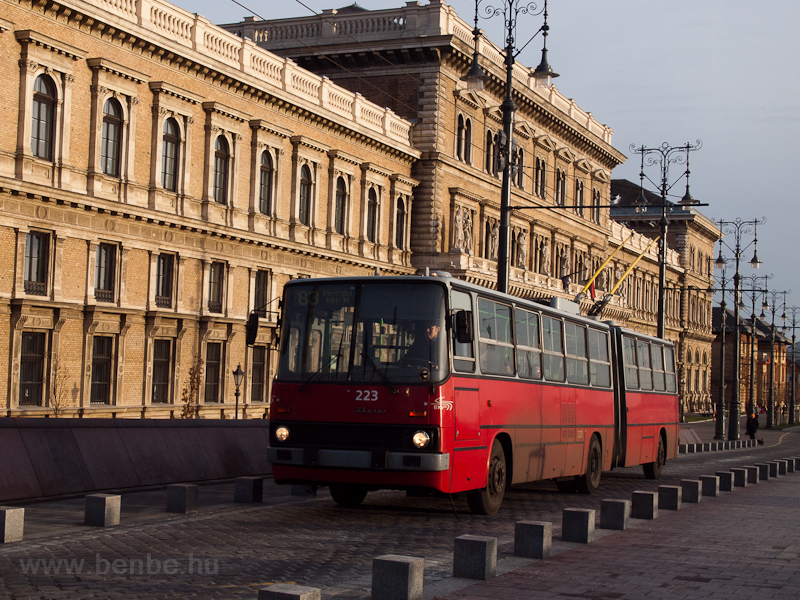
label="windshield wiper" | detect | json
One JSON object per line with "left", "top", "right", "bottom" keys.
{"left": 361, "top": 350, "right": 399, "bottom": 394}
{"left": 299, "top": 353, "right": 341, "bottom": 393}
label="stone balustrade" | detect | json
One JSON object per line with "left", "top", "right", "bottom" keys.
{"left": 79, "top": 0, "right": 414, "bottom": 147}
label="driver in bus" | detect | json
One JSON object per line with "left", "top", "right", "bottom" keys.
{"left": 401, "top": 321, "right": 441, "bottom": 371}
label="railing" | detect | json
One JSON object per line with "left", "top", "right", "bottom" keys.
{"left": 75, "top": 0, "right": 415, "bottom": 148}
{"left": 207, "top": 300, "right": 222, "bottom": 314}
{"left": 24, "top": 281, "right": 46, "bottom": 296}
{"left": 155, "top": 295, "right": 172, "bottom": 308}
{"left": 95, "top": 289, "right": 114, "bottom": 303}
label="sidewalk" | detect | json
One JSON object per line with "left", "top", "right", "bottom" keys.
{"left": 681, "top": 414, "right": 794, "bottom": 446}
{"left": 434, "top": 431, "right": 800, "bottom": 600}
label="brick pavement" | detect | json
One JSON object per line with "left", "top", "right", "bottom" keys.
{"left": 0, "top": 427, "right": 798, "bottom": 600}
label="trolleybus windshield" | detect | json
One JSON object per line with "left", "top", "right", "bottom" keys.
{"left": 277, "top": 281, "right": 448, "bottom": 385}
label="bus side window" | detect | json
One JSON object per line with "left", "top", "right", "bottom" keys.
{"left": 451, "top": 290, "right": 476, "bottom": 373}
{"left": 565, "top": 322, "right": 588, "bottom": 385}
{"left": 622, "top": 336, "right": 639, "bottom": 389}
{"left": 542, "top": 315, "right": 565, "bottom": 382}
{"left": 515, "top": 308, "right": 541, "bottom": 380}
{"left": 637, "top": 340, "right": 653, "bottom": 390}
{"left": 651, "top": 344, "right": 666, "bottom": 391}
{"left": 664, "top": 346, "right": 677, "bottom": 392}
{"left": 478, "top": 298, "right": 514, "bottom": 376}
{"left": 588, "top": 329, "right": 611, "bottom": 387}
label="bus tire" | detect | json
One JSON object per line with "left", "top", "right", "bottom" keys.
{"left": 329, "top": 483, "right": 368, "bottom": 507}
{"left": 643, "top": 432, "right": 666, "bottom": 479}
{"left": 576, "top": 436, "right": 602, "bottom": 494}
{"left": 467, "top": 440, "right": 506, "bottom": 515}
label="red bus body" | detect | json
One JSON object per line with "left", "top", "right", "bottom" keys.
{"left": 268, "top": 274, "right": 678, "bottom": 510}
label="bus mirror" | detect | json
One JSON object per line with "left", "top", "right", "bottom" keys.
{"left": 245, "top": 312, "right": 260, "bottom": 347}
{"left": 454, "top": 310, "right": 473, "bottom": 343}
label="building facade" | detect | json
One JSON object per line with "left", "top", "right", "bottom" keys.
{"left": 0, "top": 0, "right": 418, "bottom": 418}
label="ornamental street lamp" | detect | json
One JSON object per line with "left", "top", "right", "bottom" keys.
{"left": 233, "top": 363, "right": 245, "bottom": 420}
{"left": 763, "top": 290, "right": 788, "bottom": 428}
{"left": 741, "top": 274, "right": 772, "bottom": 419}
{"left": 462, "top": 0, "right": 554, "bottom": 294}
{"left": 785, "top": 306, "right": 800, "bottom": 425}
{"left": 630, "top": 141, "right": 702, "bottom": 339}
{"left": 714, "top": 218, "right": 765, "bottom": 439}
{"left": 711, "top": 266, "right": 728, "bottom": 440}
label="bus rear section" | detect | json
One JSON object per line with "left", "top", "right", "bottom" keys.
{"left": 612, "top": 328, "right": 680, "bottom": 478}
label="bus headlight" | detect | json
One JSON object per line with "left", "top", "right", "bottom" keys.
{"left": 412, "top": 430, "right": 430, "bottom": 449}
{"left": 275, "top": 426, "right": 290, "bottom": 442}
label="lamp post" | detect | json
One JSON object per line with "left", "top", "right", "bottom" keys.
{"left": 741, "top": 274, "right": 772, "bottom": 418}
{"left": 785, "top": 306, "right": 800, "bottom": 425}
{"left": 462, "top": 0, "right": 553, "bottom": 294}
{"left": 763, "top": 290, "right": 788, "bottom": 428}
{"left": 714, "top": 218, "right": 765, "bottom": 439}
{"left": 630, "top": 141, "right": 701, "bottom": 339}
{"left": 233, "top": 363, "right": 244, "bottom": 420}
{"left": 712, "top": 266, "right": 728, "bottom": 440}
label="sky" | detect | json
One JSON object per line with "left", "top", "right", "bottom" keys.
{"left": 172, "top": 0, "right": 800, "bottom": 316}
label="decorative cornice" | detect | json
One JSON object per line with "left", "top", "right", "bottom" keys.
{"left": 87, "top": 57, "right": 149, "bottom": 83}
{"left": 149, "top": 81, "right": 204, "bottom": 105}
{"left": 290, "top": 135, "right": 331, "bottom": 154}
{"left": 250, "top": 119, "right": 293, "bottom": 139}
{"left": 202, "top": 101, "right": 250, "bottom": 123}
{"left": 15, "top": 29, "right": 85, "bottom": 60}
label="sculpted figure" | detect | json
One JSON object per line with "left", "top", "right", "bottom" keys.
{"left": 490, "top": 220, "right": 499, "bottom": 260}
{"left": 540, "top": 242, "right": 550, "bottom": 276}
{"left": 517, "top": 232, "right": 527, "bottom": 269}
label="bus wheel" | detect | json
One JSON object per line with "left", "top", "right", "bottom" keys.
{"left": 467, "top": 440, "right": 506, "bottom": 515}
{"left": 643, "top": 433, "right": 666, "bottom": 480}
{"left": 576, "top": 436, "right": 602, "bottom": 494}
{"left": 329, "top": 484, "right": 368, "bottom": 507}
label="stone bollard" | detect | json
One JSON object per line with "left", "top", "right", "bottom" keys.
{"left": 167, "top": 484, "right": 198, "bottom": 513}
{"left": 723, "top": 441, "right": 731, "bottom": 450}
{"left": 776, "top": 460, "right": 787, "bottom": 475}
{"left": 658, "top": 486, "right": 681, "bottom": 510}
{"left": 687, "top": 444, "right": 697, "bottom": 453}
{"left": 710, "top": 442, "right": 719, "bottom": 451}
{"left": 768, "top": 462, "right": 780, "bottom": 478}
{"left": 84, "top": 494, "right": 120, "bottom": 527}
{"left": 600, "top": 500, "right": 630, "bottom": 530}
{"left": 453, "top": 535, "right": 497, "bottom": 580}
{"left": 514, "top": 521, "right": 552, "bottom": 559}
{"left": 371, "top": 554, "right": 424, "bottom": 600}
{"left": 700, "top": 475, "right": 720, "bottom": 497}
{"left": 258, "top": 584, "right": 321, "bottom": 600}
{"left": 702, "top": 443, "right": 710, "bottom": 452}
{"left": 715, "top": 471, "right": 734, "bottom": 492}
{"left": 234, "top": 477, "right": 264, "bottom": 503}
{"left": 631, "top": 491, "right": 658, "bottom": 519}
{"left": 754, "top": 464, "right": 770, "bottom": 481}
{"left": 731, "top": 468, "right": 748, "bottom": 487}
{"left": 680, "top": 480, "right": 702, "bottom": 503}
{"left": 1, "top": 507, "right": 24, "bottom": 543}
{"left": 679, "top": 444, "right": 687, "bottom": 454}
{"left": 562, "top": 508, "right": 595, "bottom": 543}
{"left": 793, "top": 458, "right": 800, "bottom": 471}
{"left": 745, "top": 466, "right": 760, "bottom": 485}
{"left": 785, "top": 459, "right": 795, "bottom": 474}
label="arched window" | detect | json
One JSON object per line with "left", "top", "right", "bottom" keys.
{"left": 536, "top": 157, "right": 547, "bottom": 198}
{"left": 213, "top": 136, "right": 229, "bottom": 204}
{"left": 259, "top": 151, "right": 273, "bottom": 215}
{"left": 161, "top": 118, "right": 180, "bottom": 192}
{"left": 556, "top": 169, "right": 567, "bottom": 205}
{"left": 485, "top": 131, "right": 494, "bottom": 173}
{"left": 575, "top": 180, "right": 584, "bottom": 216}
{"left": 101, "top": 98, "right": 123, "bottom": 177}
{"left": 299, "top": 164, "right": 312, "bottom": 225}
{"left": 456, "top": 114, "right": 464, "bottom": 160}
{"left": 516, "top": 149, "right": 524, "bottom": 188}
{"left": 464, "top": 118, "right": 472, "bottom": 163}
{"left": 366, "top": 188, "right": 378, "bottom": 243}
{"left": 31, "top": 75, "right": 56, "bottom": 161}
{"left": 334, "top": 176, "right": 346, "bottom": 234}
{"left": 395, "top": 197, "right": 406, "bottom": 249}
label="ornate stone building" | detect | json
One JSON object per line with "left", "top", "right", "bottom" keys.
{"left": 222, "top": 1, "right": 716, "bottom": 414}
{"left": 0, "top": 0, "right": 418, "bottom": 417}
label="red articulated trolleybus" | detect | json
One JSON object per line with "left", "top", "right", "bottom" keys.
{"left": 267, "top": 272, "right": 679, "bottom": 514}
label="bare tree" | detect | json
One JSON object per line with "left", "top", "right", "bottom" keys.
{"left": 49, "top": 354, "right": 71, "bottom": 418}
{"left": 180, "top": 355, "right": 203, "bottom": 419}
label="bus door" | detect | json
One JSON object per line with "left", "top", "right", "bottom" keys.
{"left": 451, "top": 289, "right": 481, "bottom": 441}
{"left": 621, "top": 334, "right": 643, "bottom": 466}
{"left": 540, "top": 315, "right": 567, "bottom": 479}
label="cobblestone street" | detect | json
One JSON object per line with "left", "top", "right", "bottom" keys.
{"left": 1, "top": 422, "right": 799, "bottom": 599}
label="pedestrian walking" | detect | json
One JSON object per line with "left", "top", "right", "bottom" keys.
{"left": 746, "top": 412, "right": 759, "bottom": 440}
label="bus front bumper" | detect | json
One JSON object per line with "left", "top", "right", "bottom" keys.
{"left": 268, "top": 447, "right": 450, "bottom": 471}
